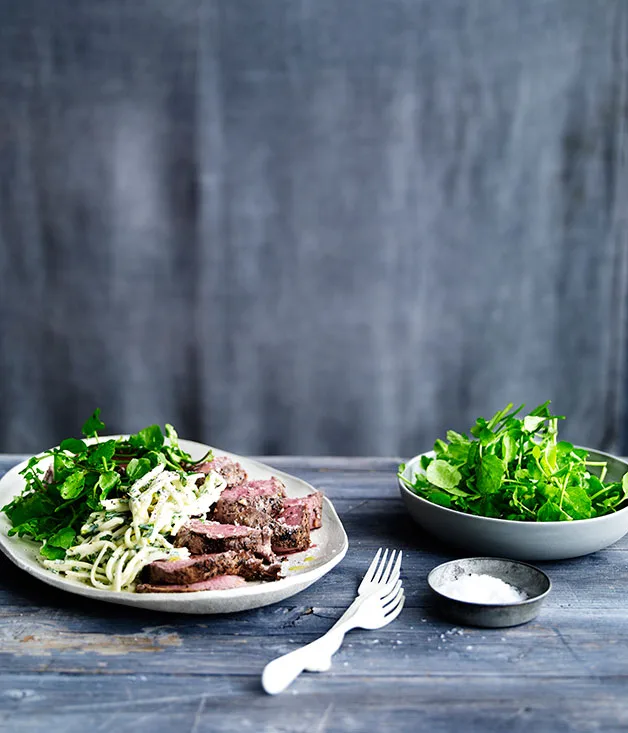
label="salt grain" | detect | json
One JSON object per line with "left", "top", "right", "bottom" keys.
{"left": 438, "top": 573, "right": 527, "bottom": 604}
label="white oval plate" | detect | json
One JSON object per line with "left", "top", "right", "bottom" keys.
{"left": 0, "top": 438, "right": 348, "bottom": 613}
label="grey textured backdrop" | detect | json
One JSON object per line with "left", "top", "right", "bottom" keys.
{"left": 0, "top": 0, "right": 627, "bottom": 456}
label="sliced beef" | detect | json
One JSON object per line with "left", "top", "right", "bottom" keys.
{"left": 212, "top": 478, "right": 286, "bottom": 526}
{"left": 143, "top": 550, "right": 282, "bottom": 586}
{"left": 284, "top": 492, "right": 323, "bottom": 530}
{"left": 174, "top": 520, "right": 273, "bottom": 561}
{"left": 229, "top": 478, "right": 286, "bottom": 504}
{"left": 272, "top": 504, "right": 311, "bottom": 554}
{"left": 136, "top": 575, "right": 247, "bottom": 593}
{"left": 211, "top": 502, "right": 271, "bottom": 529}
{"left": 194, "top": 455, "right": 248, "bottom": 488}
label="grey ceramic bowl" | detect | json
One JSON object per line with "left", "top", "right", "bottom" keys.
{"left": 428, "top": 557, "right": 551, "bottom": 627}
{"left": 399, "top": 448, "right": 628, "bottom": 561}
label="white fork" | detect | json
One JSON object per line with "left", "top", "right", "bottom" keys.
{"left": 262, "top": 549, "right": 405, "bottom": 695}
{"left": 306, "top": 548, "right": 403, "bottom": 670}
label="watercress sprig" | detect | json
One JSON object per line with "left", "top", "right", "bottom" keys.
{"left": 398, "top": 402, "right": 628, "bottom": 522}
{"left": 2, "top": 411, "right": 211, "bottom": 558}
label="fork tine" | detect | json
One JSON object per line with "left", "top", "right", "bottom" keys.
{"left": 378, "top": 549, "right": 396, "bottom": 586}
{"left": 381, "top": 579, "right": 403, "bottom": 605}
{"left": 384, "top": 591, "right": 406, "bottom": 623}
{"left": 380, "top": 549, "right": 402, "bottom": 587}
{"left": 372, "top": 549, "right": 391, "bottom": 584}
{"left": 357, "top": 548, "right": 382, "bottom": 593}
{"left": 388, "top": 550, "right": 403, "bottom": 585}
{"left": 380, "top": 551, "right": 402, "bottom": 590}
{"left": 382, "top": 587, "right": 404, "bottom": 614}
{"left": 386, "top": 595, "right": 406, "bottom": 624}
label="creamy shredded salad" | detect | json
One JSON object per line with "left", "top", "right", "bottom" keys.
{"left": 42, "top": 463, "right": 226, "bottom": 592}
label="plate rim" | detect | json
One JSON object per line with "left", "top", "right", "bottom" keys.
{"left": 0, "top": 437, "right": 349, "bottom": 609}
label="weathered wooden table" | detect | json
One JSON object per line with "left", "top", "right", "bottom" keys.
{"left": 1, "top": 455, "right": 627, "bottom": 732}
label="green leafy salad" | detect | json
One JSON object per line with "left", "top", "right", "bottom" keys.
{"left": 398, "top": 401, "right": 628, "bottom": 522}
{"left": 2, "top": 409, "right": 209, "bottom": 561}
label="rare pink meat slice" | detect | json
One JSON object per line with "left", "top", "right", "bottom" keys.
{"left": 136, "top": 575, "right": 247, "bottom": 593}
{"left": 212, "top": 478, "right": 286, "bottom": 526}
{"left": 272, "top": 503, "right": 311, "bottom": 554}
{"left": 225, "top": 478, "right": 286, "bottom": 502}
{"left": 143, "top": 550, "right": 282, "bottom": 586}
{"left": 284, "top": 492, "right": 323, "bottom": 530}
{"left": 194, "top": 455, "right": 247, "bottom": 488}
{"left": 174, "top": 520, "right": 273, "bottom": 561}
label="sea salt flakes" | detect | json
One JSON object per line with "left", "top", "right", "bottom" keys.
{"left": 438, "top": 573, "right": 527, "bottom": 604}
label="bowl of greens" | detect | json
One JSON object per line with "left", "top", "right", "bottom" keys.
{"left": 398, "top": 402, "right": 628, "bottom": 560}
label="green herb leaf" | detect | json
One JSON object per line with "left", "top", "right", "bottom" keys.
{"left": 82, "top": 408, "right": 105, "bottom": 438}
{"left": 145, "top": 451, "right": 167, "bottom": 468}
{"left": 523, "top": 415, "right": 546, "bottom": 433}
{"left": 60, "top": 471, "right": 86, "bottom": 500}
{"left": 59, "top": 438, "right": 87, "bottom": 454}
{"left": 3, "top": 493, "right": 54, "bottom": 526}
{"left": 537, "top": 501, "right": 565, "bottom": 522}
{"left": 426, "top": 491, "right": 453, "bottom": 507}
{"left": 87, "top": 440, "right": 116, "bottom": 467}
{"left": 476, "top": 454, "right": 505, "bottom": 494}
{"left": 425, "top": 460, "right": 462, "bottom": 490}
{"left": 126, "top": 457, "right": 152, "bottom": 481}
{"left": 420, "top": 455, "right": 432, "bottom": 470}
{"left": 446, "top": 430, "right": 467, "bottom": 444}
{"left": 562, "top": 484, "right": 592, "bottom": 519}
{"left": 447, "top": 442, "right": 470, "bottom": 462}
{"left": 40, "top": 544, "right": 67, "bottom": 560}
{"left": 165, "top": 424, "right": 179, "bottom": 447}
{"left": 54, "top": 453, "right": 76, "bottom": 483}
{"left": 502, "top": 434, "right": 517, "bottom": 464}
{"left": 47, "top": 527, "right": 76, "bottom": 549}
{"left": 97, "top": 471, "right": 120, "bottom": 501}
{"left": 8, "top": 516, "right": 59, "bottom": 540}
{"left": 129, "top": 425, "right": 164, "bottom": 452}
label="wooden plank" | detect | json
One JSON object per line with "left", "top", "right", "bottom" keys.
{"left": 2, "top": 674, "right": 628, "bottom": 733}
{"left": 2, "top": 600, "right": 628, "bottom": 678}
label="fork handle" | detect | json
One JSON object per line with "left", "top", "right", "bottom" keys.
{"left": 302, "top": 627, "right": 346, "bottom": 672}
{"left": 302, "top": 597, "right": 362, "bottom": 672}
{"left": 262, "top": 622, "right": 353, "bottom": 695}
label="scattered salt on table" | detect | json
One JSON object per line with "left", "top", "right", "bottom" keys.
{"left": 439, "top": 573, "right": 527, "bottom": 604}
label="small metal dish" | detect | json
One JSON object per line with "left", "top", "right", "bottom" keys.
{"left": 427, "top": 557, "right": 551, "bottom": 628}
